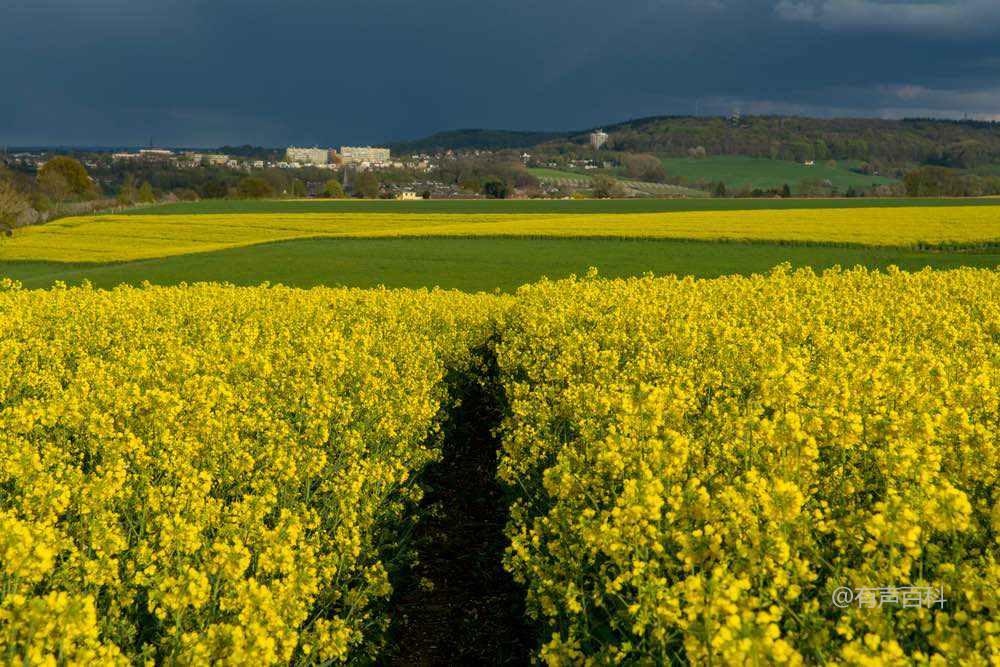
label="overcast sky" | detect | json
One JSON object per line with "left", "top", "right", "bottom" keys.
{"left": 3, "top": 0, "right": 999, "bottom": 147}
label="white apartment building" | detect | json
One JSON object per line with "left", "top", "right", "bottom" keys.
{"left": 139, "top": 148, "right": 174, "bottom": 159}
{"left": 340, "top": 146, "right": 391, "bottom": 165}
{"left": 285, "top": 147, "right": 329, "bottom": 166}
{"left": 589, "top": 129, "right": 609, "bottom": 150}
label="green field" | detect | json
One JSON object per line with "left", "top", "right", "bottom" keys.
{"left": 3, "top": 237, "right": 999, "bottom": 293}
{"left": 659, "top": 156, "right": 898, "bottom": 193}
{"left": 3, "top": 198, "right": 998, "bottom": 292}
{"left": 119, "top": 197, "right": 998, "bottom": 216}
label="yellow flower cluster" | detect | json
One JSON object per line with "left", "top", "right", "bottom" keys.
{"left": 2, "top": 205, "right": 998, "bottom": 263}
{"left": 496, "top": 266, "right": 1000, "bottom": 664}
{"left": 0, "top": 279, "right": 498, "bottom": 664}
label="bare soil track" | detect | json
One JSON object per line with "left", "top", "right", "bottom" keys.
{"left": 382, "top": 348, "right": 535, "bottom": 666}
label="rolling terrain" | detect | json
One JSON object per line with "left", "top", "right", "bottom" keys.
{"left": 1, "top": 198, "right": 998, "bottom": 292}
{"left": 658, "top": 156, "right": 898, "bottom": 193}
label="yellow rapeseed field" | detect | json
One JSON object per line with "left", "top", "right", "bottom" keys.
{"left": 1, "top": 206, "right": 999, "bottom": 263}
{"left": 497, "top": 266, "right": 999, "bottom": 664}
{"left": 0, "top": 279, "right": 499, "bottom": 664}
{"left": 2, "top": 266, "right": 999, "bottom": 664}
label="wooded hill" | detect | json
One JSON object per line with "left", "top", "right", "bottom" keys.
{"left": 389, "top": 129, "right": 566, "bottom": 154}
{"left": 391, "top": 116, "right": 1000, "bottom": 169}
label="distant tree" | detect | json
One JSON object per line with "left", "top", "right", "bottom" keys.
{"left": 259, "top": 170, "right": 291, "bottom": 196}
{"left": 138, "top": 181, "right": 156, "bottom": 203}
{"left": 173, "top": 188, "right": 200, "bottom": 201}
{"left": 903, "top": 166, "right": 965, "bottom": 197}
{"left": 323, "top": 179, "right": 346, "bottom": 198}
{"left": 846, "top": 139, "right": 870, "bottom": 160}
{"left": 798, "top": 178, "right": 830, "bottom": 196}
{"left": 117, "top": 174, "right": 138, "bottom": 205}
{"left": 0, "top": 180, "right": 29, "bottom": 236}
{"left": 781, "top": 183, "right": 792, "bottom": 198}
{"left": 352, "top": 171, "right": 380, "bottom": 199}
{"left": 623, "top": 153, "right": 667, "bottom": 182}
{"left": 482, "top": 178, "right": 509, "bottom": 199}
{"left": 421, "top": 189, "right": 431, "bottom": 200}
{"left": 857, "top": 161, "right": 881, "bottom": 175}
{"left": 814, "top": 140, "right": 831, "bottom": 161}
{"left": 872, "top": 183, "right": 905, "bottom": 197}
{"left": 687, "top": 146, "right": 707, "bottom": 159}
{"left": 38, "top": 169, "right": 72, "bottom": 203}
{"left": 458, "top": 177, "right": 482, "bottom": 193}
{"left": 712, "top": 181, "right": 727, "bottom": 197}
{"left": 788, "top": 141, "right": 815, "bottom": 163}
{"left": 236, "top": 176, "right": 275, "bottom": 199}
{"left": 591, "top": 174, "right": 624, "bottom": 198}
{"left": 37, "top": 156, "right": 95, "bottom": 199}
{"left": 942, "top": 140, "right": 987, "bottom": 168}
{"left": 291, "top": 179, "right": 307, "bottom": 197}
{"left": 202, "top": 180, "right": 228, "bottom": 199}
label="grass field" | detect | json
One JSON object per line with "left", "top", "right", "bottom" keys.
{"left": 4, "top": 237, "right": 999, "bottom": 292}
{"left": 2, "top": 198, "right": 998, "bottom": 292}
{"left": 659, "top": 156, "right": 898, "bottom": 193}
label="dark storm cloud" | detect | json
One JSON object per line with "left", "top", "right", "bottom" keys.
{"left": 2, "top": 0, "right": 999, "bottom": 146}
{"left": 775, "top": 0, "right": 1000, "bottom": 35}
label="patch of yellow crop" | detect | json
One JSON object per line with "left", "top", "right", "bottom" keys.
{"left": 0, "top": 280, "right": 500, "bottom": 663}
{"left": 1, "top": 266, "right": 998, "bottom": 663}
{"left": 1, "top": 205, "right": 999, "bottom": 263}
{"left": 497, "top": 266, "right": 1000, "bottom": 663}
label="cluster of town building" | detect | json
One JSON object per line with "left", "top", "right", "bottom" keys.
{"left": 284, "top": 145, "right": 393, "bottom": 168}
{"left": 99, "top": 145, "right": 420, "bottom": 173}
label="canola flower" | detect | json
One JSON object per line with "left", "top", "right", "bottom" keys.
{"left": 2, "top": 266, "right": 999, "bottom": 664}
{"left": 1, "top": 205, "right": 999, "bottom": 263}
{"left": 0, "top": 279, "right": 499, "bottom": 664}
{"left": 496, "top": 266, "right": 1000, "bottom": 664}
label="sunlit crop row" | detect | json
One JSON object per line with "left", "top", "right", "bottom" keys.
{"left": 0, "top": 279, "right": 498, "bottom": 664}
{"left": 2, "top": 205, "right": 998, "bottom": 262}
{"left": 496, "top": 266, "right": 1000, "bottom": 664}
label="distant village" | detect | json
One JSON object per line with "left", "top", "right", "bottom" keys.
{"left": 2, "top": 137, "right": 616, "bottom": 202}
{"left": 3, "top": 144, "right": 429, "bottom": 172}
{"left": 109, "top": 145, "right": 425, "bottom": 173}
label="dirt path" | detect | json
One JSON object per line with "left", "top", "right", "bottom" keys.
{"left": 383, "top": 357, "right": 534, "bottom": 665}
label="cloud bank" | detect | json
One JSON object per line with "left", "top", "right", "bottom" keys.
{"left": 774, "top": 0, "right": 1000, "bottom": 35}
{"left": 1, "top": 0, "right": 999, "bottom": 145}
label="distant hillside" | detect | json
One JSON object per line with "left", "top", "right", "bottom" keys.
{"left": 390, "top": 116, "right": 1000, "bottom": 169}
{"left": 388, "top": 129, "right": 569, "bottom": 153}
{"left": 588, "top": 116, "right": 1000, "bottom": 168}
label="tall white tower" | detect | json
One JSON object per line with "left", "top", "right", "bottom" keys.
{"left": 589, "top": 129, "right": 608, "bottom": 149}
